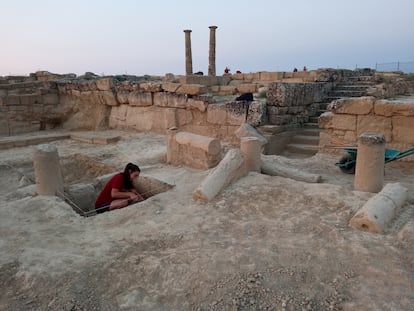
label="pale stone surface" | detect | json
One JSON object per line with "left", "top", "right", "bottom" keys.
{"left": 128, "top": 91, "right": 153, "bottom": 107}
{"left": 392, "top": 116, "right": 414, "bottom": 144}
{"left": 350, "top": 183, "right": 408, "bottom": 233}
{"left": 96, "top": 78, "right": 114, "bottom": 91}
{"left": 192, "top": 148, "right": 246, "bottom": 202}
{"left": 33, "top": 144, "right": 64, "bottom": 196}
{"left": 240, "top": 137, "right": 263, "bottom": 173}
{"left": 175, "top": 109, "right": 193, "bottom": 127}
{"left": 236, "top": 83, "right": 258, "bottom": 93}
{"left": 207, "top": 103, "right": 227, "bottom": 125}
{"left": 247, "top": 101, "right": 267, "bottom": 126}
{"left": 261, "top": 158, "right": 322, "bottom": 183}
{"left": 167, "top": 93, "right": 187, "bottom": 109}
{"left": 328, "top": 97, "right": 374, "bottom": 115}
{"left": 354, "top": 133, "right": 385, "bottom": 193}
{"left": 176, "top": 84, "right": 207, "bottom": 95}
{"left": 139, "top": 82, "right": 162, "bottom": 93}
{"left": 153, "top": 92, "right": 169, "bottom": 107}
{"left": 374, "top": 100, "right": 414, "bottom": 117}
{"left": 234, "top": 123, "right": 268, "bottom": 145}
{"left": 167, "top": 130, "right": 222, "bottom": 169}
{"left": 162, "top": 83, "right": 181, "bottom": 93}
{"left": 319, "top": 112, "right": 357, "bottom": 131}
{"left": 187, "top": 98, "right": 208, "bottom": 112}
{"left": 357, "top": 115, "right": 392, "bottom": 142}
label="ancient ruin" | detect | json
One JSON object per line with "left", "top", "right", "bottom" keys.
{"left": 1, "top": 30, "right": 414, "bottom": 310}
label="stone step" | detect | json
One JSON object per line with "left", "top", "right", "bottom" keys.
{"left": 303, "top": 122, "right": 319, "bottom": 129}
{"left": 334, "top": 85, "right": 372, "bottom": 91}
{"left": 308, "top": 116, "right": 320, "bottom": 124}
{"left": 286, "top": 143, "right": 319, "bottom": 155}
{"left": 299, "top": 128, "right": 321, "bottom": 136}
{"left": 328, "top": 90, "right": 368, "bottom": 97}
{"left": 291, "top": 135, "right": 319, "bottom": 145}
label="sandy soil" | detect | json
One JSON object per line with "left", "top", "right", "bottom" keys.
{"left": 0, "top": 130, "right": 413, "bottom": 311}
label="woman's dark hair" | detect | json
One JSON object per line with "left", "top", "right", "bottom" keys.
{"left": 122, "top": 163, "right": 140, "bottom": 189}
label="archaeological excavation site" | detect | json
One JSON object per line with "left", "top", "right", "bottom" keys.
{"left": 1, "top": 28, "right": 414, "bottom": 310}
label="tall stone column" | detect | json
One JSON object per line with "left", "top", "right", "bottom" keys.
{"left": 354, "top": 133, "right": 386, "bottom": 193}
{"left": 208, "top": 26, "right": 218, "bottom": 76}
{"left": 183, "top": 29, "right": 193, "bottom": 75}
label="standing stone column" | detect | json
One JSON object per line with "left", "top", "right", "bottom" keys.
{"left": 208, "top": 26, "right": 218, "bottom": 76}
{"left": 240, "top": 137, "right": 263, "bottom": 173}
{"left": 183, "top": 29, "right": 193, "bottom": 75}
{"left": 33, "top": 144, "right": 64, "bottom": 196}
{"left": 354, "top": 133, "right": 386, "bottom": 193}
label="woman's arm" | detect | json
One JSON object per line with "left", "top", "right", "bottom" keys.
{"left": 111, "top": 188, "right": 137, "bottom": 199}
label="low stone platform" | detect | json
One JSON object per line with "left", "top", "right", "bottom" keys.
{"left": 70, "top": 131, "right": 122, "bottom": 145}
{"left": 0, "top": 131, "right": 71, "bottom": 150}
{"left": 0, "top": 130, "right": 123, "bottom": 150}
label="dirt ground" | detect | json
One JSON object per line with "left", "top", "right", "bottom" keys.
{"left": 0, "top": 130, "right": 413, "bottom": 311}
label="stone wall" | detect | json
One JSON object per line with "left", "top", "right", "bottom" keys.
{"left": 319, "top": 96, "right": 414, "bottom": 161}
{"left": 266, "top": 82, "right": 330, "bottom": 127}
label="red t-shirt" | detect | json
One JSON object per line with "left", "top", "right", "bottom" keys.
{"left": 95, "top": 173, "right": 125, "bottom": 208}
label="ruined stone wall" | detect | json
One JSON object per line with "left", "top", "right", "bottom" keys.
{"left": 266, "top": 82, "right": 330, "bottom": 127}
{"left": 319, "top": 96, "right": 414, "bottom": 161}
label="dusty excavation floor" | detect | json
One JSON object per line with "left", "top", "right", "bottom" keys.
{"left": 0, "top": 130, "right": 413, "bottom": 311}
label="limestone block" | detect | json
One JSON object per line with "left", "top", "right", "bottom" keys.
{"left": 96, "top": 78, "right": 114, "bottom": 91}
{"left": 236, "top": 83, "right": 258, "bottom": 93}
{"left": 392, "top": 116, "right": 414, "bottom": 144}
{"left": 247, "top": 101, "right": 267, "bottom": 126}
{"left": 374, "top": 100, "right": 414, "bottom": 117}
{"left": 175, "top": 132, "right": 221, "bottom": 155}
{"left": 19, "top": 94, "right": 42, "bottom": 106}
{"left": 217, "top": 85, "right": 236, "bottom": 96}
{"left": 99, "top": 91, "right": 119, "bottom": 106}
{"left": 164, "top": 108, "right": 177, "bottom": 129}
{"left": 116, "top": 90, "right": 129, "bottom": 104}
{"left": 128, "top": 91, "right": 153, "bottom": 106}
{"left": 232, "top": 73, "right": 244, "bottom": 80}
{"left": 357, "top": 115, "right": 392, "bottom": 142}
{"left": 167, "top": 131, "right": 222, "bottom": 169}
{"left": 328, "top": 97, "right": 374, "bottom": 115}
{"left": 267, "top": 106, "right": 289, "bottom": 115}
{"left": 175, "top": 109, "right": 193, "bottom": 127}
{"left": 153, "top": 92, "right": 169, "bottom": 107}
{"left": 259, "top": 71, "right": 282, "bottom": 81}
{"left": 109, "top": 104, "right": 128, "bottom": 127}
{"left": 3, "top": 95, "right": 20, "bottom": 106}
{"left": 42, "top": 93, "right": 59, "bottom": 105}
{"left": 176, "top": 84, "right": 207, "bottom": 95}
{"left": 235, "top": 123, "right": 268, "bottom": 145}
{"left": 0, "top": 97, "right": 3, "bottom": 106}
{"left": 167, "top": 93, "right": 187, "bottom": 108}
{"left": 187, "top": 98, "right": 209, "bottom": 112}
{"left": 268, "top": 115, "right": 291, "bottom": 126}
{"left": 318, "top": 112, "right": 356, "bottom": 131}
{"left": 139, "top": 82, "right": 162, "bottom": 92}
{"left": 207, "top": 103, "right": 227, "bottom": 125}
{"left": 226, "top": 102, "right": 249, "bottom": 126}
{"left": 162, "top": 82, "right": 181, "bottom": 93}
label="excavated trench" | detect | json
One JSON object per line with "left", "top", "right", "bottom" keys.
{"left": 62, "top": 154, "right": 174, "bottom": 217}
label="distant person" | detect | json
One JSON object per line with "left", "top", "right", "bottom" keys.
{"left": 95, "top": 163, "right": 144, "bottom": 213}
{"left": 224, "top": 67, "right": 231, "bottom": 74}
{"left": 303, "top": 66, "right": 307, "bottom": 71}
{"left": 236, "top": 70, "right": 242, "bottom": 74}
{"left": 293, "top": 68, "right": 298, "bottom": 72}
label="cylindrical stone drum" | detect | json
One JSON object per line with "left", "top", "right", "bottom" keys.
{"left": 240, "top": 137, "right": 263, "bottom": 173}
{"left": 354, "top": 133, "right": 385, "bottom": 193}
{"left": 33, "top": 144, "right": 64, "bottom": 196}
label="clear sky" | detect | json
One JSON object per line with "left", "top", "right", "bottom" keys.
{"left": 1, "top": 0, "right": 413, "bottom": 76}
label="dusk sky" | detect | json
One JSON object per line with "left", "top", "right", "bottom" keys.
{"left": 1, "top": 0, "right": 413, "bottom": 76}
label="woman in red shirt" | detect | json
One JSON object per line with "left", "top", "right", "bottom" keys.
{"left": 95, "top": 163, "right": 144, "bottom": 213}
